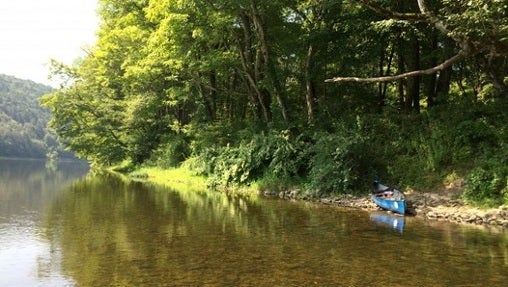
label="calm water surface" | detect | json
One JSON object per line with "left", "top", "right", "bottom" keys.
{"left": 0, "top": 159, "right": 507, "bottom": 286}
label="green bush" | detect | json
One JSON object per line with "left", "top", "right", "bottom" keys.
{"left": 205, "top": 144, "right": 252, "bottom": 188}
{"left": 306, "top": 124, "right": 377, "bottom": 195}
{"left": 183, "top": 147, "right": 219, "bottom": 176}
{"left": 265, "top": 130, "right": 308, "bottom": 179}
{"left": 462, "top": 157, "right": 508, "bottom": 207}
{"left": 180, "top": 98, "right": 508, "bottom": 208}
{"left": 148, "top": 134, "right": 190, "bottom": 168}
{"left": 195, "top": 130, "right": 307, "bottom": 189}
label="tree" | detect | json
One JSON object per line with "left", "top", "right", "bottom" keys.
{"left": 0, "top": 74, "right": 57, "bottom": 158}
{"left": 326, "top": 0, "right": 508, "bottom": 98}
{"left": 41, "top": 0, "right": 150, "bottom": 165}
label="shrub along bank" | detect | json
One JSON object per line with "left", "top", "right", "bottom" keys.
{"left": 131, "top": 98, "right": 508, "bottom": 209}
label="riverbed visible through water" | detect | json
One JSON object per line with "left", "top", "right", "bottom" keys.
{"left": 0, "top": 159, "right": 507, "bottom": 286}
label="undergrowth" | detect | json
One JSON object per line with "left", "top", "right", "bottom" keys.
{"left": 138, "top": 99, "right": 508, "bottom": 206}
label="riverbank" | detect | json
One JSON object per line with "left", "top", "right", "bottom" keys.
{"left": 266, "top": 182, "right": 508, "bottom": 231}
{"left": 130, "top": 167, "right": 508, "bottom": 231}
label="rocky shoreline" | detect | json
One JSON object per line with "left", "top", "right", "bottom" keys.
{"left": 265, "top": 187, "right": 508, "bottom": 231}
{"left": 133, "top": 168, "right": 508, "bottom": 231}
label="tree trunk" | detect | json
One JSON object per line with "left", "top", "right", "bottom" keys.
{"left": 235, "top": 12, "right": 272, "bottom": 123}
{"left": 305, "top": 44, "right": 317, "bottom": 122}
{"left": 406, "top": 35, "right": 421, "bottom": 113}
{"left": 425, "top": 32, "right": 438, "bottom": 107}
{"left": 479, "top": 55, "right": 508, "bottom": 97}
{"left": 378, "top": 44, "right": 394, "bottom": 112}
{"left": 378, "top": 48, "right": 385, "bottom": 110}
{"left": 397, "top": 36, "right": 406, "bottom": 111}
{"left": 207, "top": 71, "right": 217, "bottom": 121}
{"left": 435, "top": 39, "right": 454, "bottom": 104}
{"left": 250, "top": 2, "right": 289, "bottom": 123}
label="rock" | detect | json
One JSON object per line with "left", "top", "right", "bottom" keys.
{"left": 288, "top": 189, "right": 299, "bottom": 199}
{"left": 487, "top": 218, "right": 498, "bottom": 225}
{"left": 320, "top": 198, "right": 332, "bottom": 204}
{"left": 465, "top": 215, "right": 477, "bottom": 223}
{"left": 263, "top": 190, "right": 275, "bottom": 197}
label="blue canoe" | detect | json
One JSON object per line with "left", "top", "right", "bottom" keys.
{"left": 371, "top": 181, "right": 406, "bottom": 215}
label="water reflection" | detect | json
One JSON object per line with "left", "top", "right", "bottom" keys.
{"left": 43, "top": 174, "right": 508, "bottom": 287}
{"left": 0, "top": 159, "right": 88, "bottom": 287}
{"left": 0, "top": 159, "right": 88, "bottom": 217}
{"left": 370, "top": 211, "right": 405, "bottom": 232}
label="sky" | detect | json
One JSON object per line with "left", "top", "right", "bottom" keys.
{"left": 0, "top": 0, "right": 99, "bottom": 87}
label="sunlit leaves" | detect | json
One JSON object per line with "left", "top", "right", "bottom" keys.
{"left": 41, "top": 77, "right": 129, "bottom": 165}
{"left": 441, "top": 0, "right": 508, "bottom": 45}
{"left": 44, "top": 0, "right": 507, "bottom": 171}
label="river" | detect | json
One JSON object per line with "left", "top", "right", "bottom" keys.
{"left": 0, "top": 159, "right": 507, "bottom": 286}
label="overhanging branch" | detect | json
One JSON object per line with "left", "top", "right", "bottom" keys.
{"left": 325, "top": 51, "right": 469, "bottom": 83}
{"left": 327, "top": 0, "right": 504, "bottom": 84}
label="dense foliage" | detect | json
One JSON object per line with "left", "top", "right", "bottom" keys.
{"left": 0, "top": 74, "right": 60, "bottom": 158}
{"left": 41, "top": 0, "right": 508, "bottom": 205}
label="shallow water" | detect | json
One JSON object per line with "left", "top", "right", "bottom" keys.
{"left": 1, "top": 159, "right": 507, "bottom": 286}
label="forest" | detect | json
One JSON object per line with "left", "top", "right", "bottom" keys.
{"left": 41, "top": 0, "right": 508, "bottom": 206}
{"left": 0, "top": 74, "right": 58, "bottom": 158}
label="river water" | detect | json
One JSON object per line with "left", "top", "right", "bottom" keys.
{"left": 0, "top": 159, "right": 507, "bottom": 286}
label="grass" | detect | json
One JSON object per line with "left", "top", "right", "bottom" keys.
{"left": 130, "top": 166, "right": 208, "bottom": 192}
{"left": 106, "top": 157, "right": 265, "bottom": 195}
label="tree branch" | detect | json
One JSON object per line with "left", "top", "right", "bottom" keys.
{"left": 326, "top": 0, "right": 482, "bottom": 84}
{"left": 355, "top": 0, "right": 453, "bottom": 36}
{"left": 415, "top": 0, "right": 451, "bottom": 36}
{"left": 353, "top": 0, "right": 428, "bottom": 22}
{"left": 325, "top": 50, "right": 470, "bottom": 83}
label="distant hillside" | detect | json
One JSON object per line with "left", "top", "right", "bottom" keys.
{"left": 0, "top": 74, "right": 63, "bottom": 158}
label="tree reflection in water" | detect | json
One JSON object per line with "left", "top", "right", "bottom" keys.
{"left": 43, "top": 174, "right": 508, "bottom": 286}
